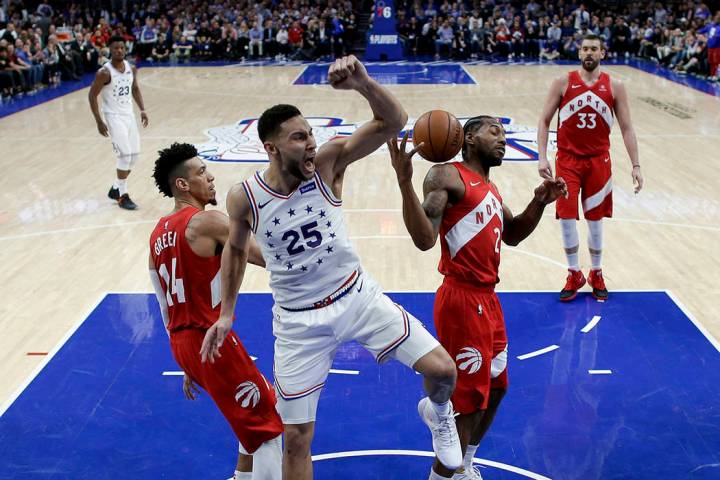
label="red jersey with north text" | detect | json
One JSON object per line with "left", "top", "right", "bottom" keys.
{"left": 149, "top": 206, "right": 221, "bottom": 332}
{"left": 557, "top": 70, "right": 615, "bottom": 156}
{"left": 438, "top": 163, "right": 503, "bottom": 288}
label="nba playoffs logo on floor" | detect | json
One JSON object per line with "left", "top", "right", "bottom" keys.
{"left": 196, "top": 116, "right": 556, "bottom": 163}
{"left": 197, "top": 117, "right": 355, "bottom": 163}
{"left": 235, "top": 381, "right": 260, "bottom": 408}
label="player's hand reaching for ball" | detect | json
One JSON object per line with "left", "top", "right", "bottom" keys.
{"left": 200, "top": 316, "right": 233, "bottom": 363}
{"left": 328, "top": 55, "right": 371, "bottom": 91}
{"left": 387, "top": 131, "right": 423, "bottom": 185}
{"left": 534, "top": 177, "right": 568, "bottom": 205}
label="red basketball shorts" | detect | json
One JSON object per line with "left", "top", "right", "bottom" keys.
{"left": 434, "top": 277, "right": 508, "bottom": 414}
{"left": 555, "top": 150, "right": 613, "bottom": 221}
{"left": 170, "top": 328, "right": 283, "bottom": 453}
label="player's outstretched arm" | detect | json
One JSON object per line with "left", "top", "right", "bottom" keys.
{"left": 388, "top": 133, "right": 450, "bottom": 250}
{"left": 200, "top": 185, "right": 253, "bottom": 363}
{"left": 537, "top": 76, "right": 566, "bottom": 180}
{"left": 613, "top": 79, "right": 643, "bottom": 193}
{"left": 502, "top": 178, "right": 568, "bottom": 246}
{"left": 131, "top": 66, "right": 148, "bottom": 127}
{"left": 318, "top": 55, "right": 408, "bottom": 177}
{"left": 88, "top": 69, "right": 110, "bottom": 137}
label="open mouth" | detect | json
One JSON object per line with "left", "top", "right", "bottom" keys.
{"left": 303, "top": 156, "right": 316, "bottom": 175}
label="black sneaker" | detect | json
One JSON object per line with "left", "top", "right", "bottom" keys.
{"left": 118, "top": 194, "right": 138, "bottom": 210}
{"left": 108, "top": 186, "right": 120, "bottom": 200}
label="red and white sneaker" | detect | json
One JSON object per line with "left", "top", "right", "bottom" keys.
{"left": 588, "top": 269, "right": 608, "bottom": 300}
{"left": 559, "top": 269, "right": 586, "bottom": 302}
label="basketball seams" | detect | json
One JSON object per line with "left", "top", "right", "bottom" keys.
{"left": 425, "top": 111, "right": 435, "bottom": 161}
{"left": 440, "top": 111, "right": 452, "bottom": 161}
{"left": 413, "top": 110, "right": 463, "bottom": 163}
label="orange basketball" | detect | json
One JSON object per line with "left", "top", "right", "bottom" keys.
{"left": 412, "top": 110, "right": 464, "bottom": 163}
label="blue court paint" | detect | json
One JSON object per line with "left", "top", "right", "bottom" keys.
{"left": 293, "top": 63, "right": 476, "bottom": 85}
{"left": 0, "top": 292, "right": 718, "bottom": 479}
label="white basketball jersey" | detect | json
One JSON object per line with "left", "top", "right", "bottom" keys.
{"left": 100, "top": 60, "right": 134, "bottom": 116}
{"left": 242, "top": 170, "right": 361, "bottom": 309}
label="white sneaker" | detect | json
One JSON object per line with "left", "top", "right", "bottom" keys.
{"left": 418, "top": 397, "right": 462, "bottom": 470}
{"left": 453, "top": 465, "right": 483, "bottom": 480}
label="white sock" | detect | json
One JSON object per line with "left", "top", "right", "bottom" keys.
{"left": 112, "top": 178, "right": 119, "bottom": 189}
{"left": 560, "top": 219, "right": 580, "bottom": 270}
{"left": 587, "top": 220, "right": 603, "bottom": 269}
{"left": 430, "top": 399, "right": 450, "bottom": 417}
{"left": 234, "top": 472, "right": 251, "bottom": 480}
{"left": 429, "top": 468, "right": 451, "bottom": 479}
{"left": 252, "top": 435, "right": 282, "bottom": 480}
{"left": 117, "top": 178, "right": 128, "bottom": 196}
{"left": 464, "top": 444, "right": 478, "bottom": 470}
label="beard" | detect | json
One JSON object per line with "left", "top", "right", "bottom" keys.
{"left": 582, "top": 57, "right": 599, "bottom": 71}
{"left": 209, "top": 197, "right": 218, "bottom": 206}
{"left": 482, "top": 155, "right": 503, "bottom": 170}
{"left": 279, "top": 149, "right": 309, "bottom": 181}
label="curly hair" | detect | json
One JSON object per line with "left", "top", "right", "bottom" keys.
{"left": 152, "top": 143, "right": 198, "bottom": 197}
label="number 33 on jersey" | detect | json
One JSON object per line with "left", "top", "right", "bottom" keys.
{"left": 557, "top": 71, "right": 615, "bottom": 157}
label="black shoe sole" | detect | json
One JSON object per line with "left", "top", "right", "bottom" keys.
{"left": 559, "top": 290, "right": 579, "bottom": 302}
{"left": 591, "top": 290, "right": 609, "bottom": 301}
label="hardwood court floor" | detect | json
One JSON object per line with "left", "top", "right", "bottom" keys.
{"left": 1, "top": 63, "right": 719, "bottom": 408}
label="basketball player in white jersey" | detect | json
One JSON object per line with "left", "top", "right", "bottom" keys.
{"left": 200, "top": 55, "right": 463, "bottom": 479}
{"left": 88, "top": 35, "right": 149, "bottom": 210}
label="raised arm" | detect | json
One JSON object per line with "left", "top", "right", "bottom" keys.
{"left": 537, "top": 75, "right": 566, "bottom": 179}
{"left": 131, "top": 66, "right": 149, "bottom": 127}
{"left": 502, "top": 178, "right": 568, "bottom": 246}
{"left": 88, "top": 68, "right": 110, "bottom": 137}
{"left": 200, "top": 185, "right": 254, "bottom": 363}
{"left": 388, "top": 133, "right": 451, "bottom": 251}
{"left": 317, "top": 55, "right": 408, "bottom": 179}
{"left": 612, "top": 79, "right": 643, "bottom": 193}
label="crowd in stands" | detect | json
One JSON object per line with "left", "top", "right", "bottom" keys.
{"left": 393, "top": 1, "right": 719, "bottom": 79}
{"left": 0, "top": 0, "right": 360, "bottom": 98}
{"left": 1, "top": 1, "right": 719, "bottom": 100}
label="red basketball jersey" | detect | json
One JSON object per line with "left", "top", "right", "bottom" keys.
{"left": 149, "top": 206, "right": 221, "bottom": 332}
{"left": 438, "top": 163, "right": 503, "bottom": 287}
{"left": 557, "top": 70, "right": 615, "bottom": 156}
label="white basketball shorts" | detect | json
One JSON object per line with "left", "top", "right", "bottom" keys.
{"left": 105, "top": 113, "right": 140, "bottom": 158}
{"left": 272, "top": 270, "right": 440, "bottom": 424}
